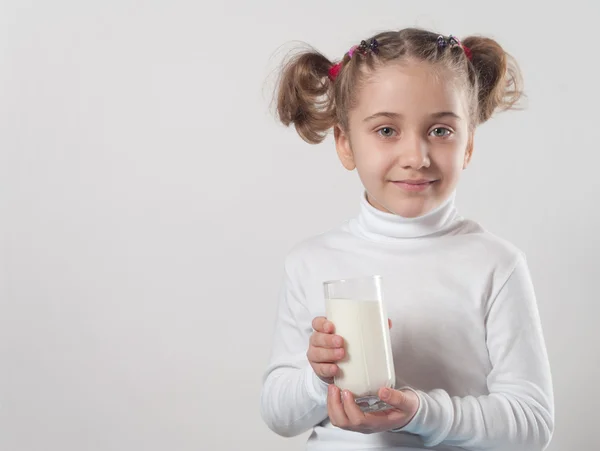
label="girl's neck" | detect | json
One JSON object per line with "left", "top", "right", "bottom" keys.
{"left": 354, "top": 191, "right": 460, "bottom": 240}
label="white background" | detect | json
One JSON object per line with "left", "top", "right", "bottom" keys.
{"left": 1, "top": 1, "right": 598, "bottom": 450}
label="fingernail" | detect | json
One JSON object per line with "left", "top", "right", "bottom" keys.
{"left": 380, "top": 388, "right": 390, "bottom": 400}
{"left": 343, "top": 390, "right": 351, "bottom": 399}
{"left": 336, "top": 348, "right": 344, "bottom": 358}
{"left": 334, "top": 337, "right": 342, "bottom": 347}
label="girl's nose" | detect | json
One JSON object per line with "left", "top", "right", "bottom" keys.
{"left": 396, "top": 133, "right": 430, "bottom": 170}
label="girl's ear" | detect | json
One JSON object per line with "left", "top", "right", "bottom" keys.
{"left": 463, "top": 131, "right": 474, "bottom": 169}
{"left": 334, "top": 125, "right": 356, "bottom": 170}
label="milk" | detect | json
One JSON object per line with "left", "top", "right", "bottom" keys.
{"left": 325, "top": 298, "right": 395, "bottom": 398}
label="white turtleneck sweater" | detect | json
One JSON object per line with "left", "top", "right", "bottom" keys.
{"left": 260, "top": 193, "right": 554, "bottom": 451}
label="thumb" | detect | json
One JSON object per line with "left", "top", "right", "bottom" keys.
{"left": 379, "top": 387, "right": 420, "bottom": 413}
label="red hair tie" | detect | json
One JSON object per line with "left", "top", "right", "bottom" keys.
{"left": 328, "top": 62, "right": 342, "bottom": 81}
{"left": 328, "top": 39, "right": 379, "bottom": 82}
{"left": 463, "top": 46, "right": 473, "bottom": 60}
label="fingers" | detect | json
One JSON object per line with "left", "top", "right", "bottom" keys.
{"left": 312, "top": 317, "right": 335, "bottom": 334}
{"left": 317, "top": 363, "right": 339, "bottom": 380}
{"left": 310, "top": 363, "right": 338, "bottom": 383}
{"left": 378, "top": 388, "right": 420, "bottom": 416}
{"left": 308, "top": 317, "right": 345, "bottom": 365}
{"left": 310, "top": 331, "right": 344, "bottom": 349}
{"left": 328, "top": 387, "right": 369, "bottom": 431}
{"left": 309, "top": 317, "right": 344, "bottom": 382}
{"left": 307, "top": 342, "right": 345, "bottom": 363}
{"left": 340, "top": 389, "right": 367, "bottom": 427}
{"left": 327, "top": 385, "right": 349, "bottom": 427}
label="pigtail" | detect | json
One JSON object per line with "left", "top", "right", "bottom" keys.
{"left": 462, "top": 36, "right": 524, "bottom": 124}
{"left": 275, "top": 50, "right": 337, "bottom": 144}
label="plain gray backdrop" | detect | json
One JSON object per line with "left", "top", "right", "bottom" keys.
{"left": 1, "top": 1, "right": 598, "bottom": 450}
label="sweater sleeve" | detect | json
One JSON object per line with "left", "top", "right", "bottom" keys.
{"left": 259, "top": 260, "right": 329, "bottom": 437}
{"left": 395, "top": 254, "right": 555, "bottom": 450}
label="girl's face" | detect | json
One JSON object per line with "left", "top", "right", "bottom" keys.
{"left": 334, "top": 61, "right": 473, "bottom": 218}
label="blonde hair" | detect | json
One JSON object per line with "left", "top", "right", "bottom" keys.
{"left": 275, "top": 27, "right": 524, "bottom": 144}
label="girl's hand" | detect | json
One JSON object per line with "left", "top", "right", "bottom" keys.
{"left": 327, "top": 385, "right": 419, "bottom": 434}
{"left": 307, "top": 317, "right": 345, "bottom": 383}
{"left": 308, "top": 317, "right": 393, "bottom": 384}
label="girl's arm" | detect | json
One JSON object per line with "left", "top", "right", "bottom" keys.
{"left": 394, "top": 254, "right": 554, "bottom": 450}
{"left": 260, "top": 262, "right": 329, "bottom": 437}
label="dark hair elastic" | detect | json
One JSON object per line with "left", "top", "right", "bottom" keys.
{"left": 437, "top": 34, "right": 473, "bottom": 60}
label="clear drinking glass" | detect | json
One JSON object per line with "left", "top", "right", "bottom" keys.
{"left": 323, "top": 275, "right": 396, "bottom": 413}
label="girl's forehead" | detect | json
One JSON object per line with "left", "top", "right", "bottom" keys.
{"left": 352, "top": 62, "right": 468, "bottom": 119}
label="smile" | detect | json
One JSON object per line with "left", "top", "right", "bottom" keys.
{"left": 391, "top": 180, "right": 437, "bottom": 192}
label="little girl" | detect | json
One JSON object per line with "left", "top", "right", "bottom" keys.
{"left": 260, "top": 27, "right": 554, "bottom": 451}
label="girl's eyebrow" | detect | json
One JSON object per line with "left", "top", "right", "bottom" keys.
{"left": 431, "top": 111, "right": 462, "bottom": 120}
{"left": 363, "top": 111, "right": 461, "bottom": 122}
{"left": 363, "top": 111, "right": 401, "bottom": 122}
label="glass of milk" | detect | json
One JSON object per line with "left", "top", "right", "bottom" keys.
{"left": 323, "top": 275, "right": 396, "bottom": 413}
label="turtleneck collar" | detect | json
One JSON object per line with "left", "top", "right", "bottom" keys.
{"left": 351, "top": 191, "right": 461, "bottom": 240}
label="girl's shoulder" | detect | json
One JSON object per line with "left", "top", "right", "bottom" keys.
{"left": 455, "top": 217, "right": 526, "bottom": 267}
{"left": 283, "top": 221, "right": 353, "bottom": 266}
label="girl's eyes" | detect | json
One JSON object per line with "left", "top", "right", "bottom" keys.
{"left": 375, "top": 126, "right": 454, "bottom": 139}
{"left": 429, "top": 127, "right": 453, "bottom": 138}
{"left": 377, "top": 127, "right": 396, "bottom": 138}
